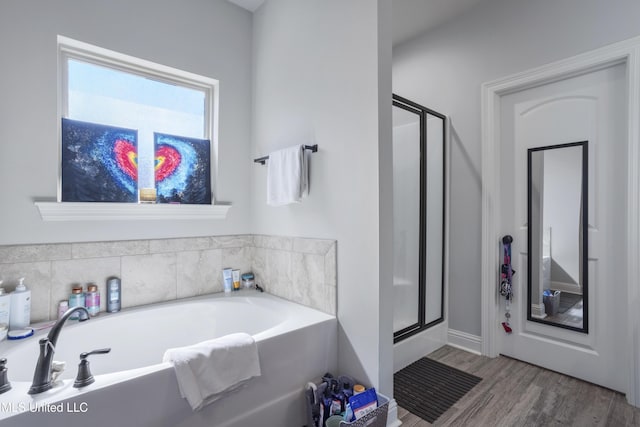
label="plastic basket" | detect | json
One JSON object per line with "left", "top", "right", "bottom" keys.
{"left": 305, "top": 389, "right": 389, "bottom": 427}
{"left": 543, "top": 289, "right": 561, "bottom": 316}
{"left": 340, "top": 393, "right": 388, "bottom": 427}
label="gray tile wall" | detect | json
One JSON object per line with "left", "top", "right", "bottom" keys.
{"left": 251, "top": 235, "right": 337, "bottom": 315}
{"left": 0, "top": 235, "right": 336, "bottom": 323}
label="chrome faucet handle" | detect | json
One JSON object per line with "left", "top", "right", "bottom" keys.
{"left": 0, "top": 359, "right": 11, "bottom": 394}
{"left": 73, "top": 348, "right": 111, "bottom": 388}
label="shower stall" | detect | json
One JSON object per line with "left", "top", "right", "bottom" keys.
{"left": 392, "top": 94, "right": 447, "bottom": 369}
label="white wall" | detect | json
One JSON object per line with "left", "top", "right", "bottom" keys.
{"left": 251, "top": 0, "right": 394, "bottom": 394}
{"left": 393, "top": 0, "right": 640, "bottom": 336}
{"left": 0, "top": 0, "right": 253, "bottom": 245}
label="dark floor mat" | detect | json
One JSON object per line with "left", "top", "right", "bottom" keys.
{"left": 394, "top": 357, "right": 482, "bottom": 424}
{"left": 558, "top": 292, "right": 582, "bottom": 313}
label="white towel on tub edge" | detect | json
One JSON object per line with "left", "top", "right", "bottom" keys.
{"left": 162, "top": 332, "right": 261, "bottom": 411}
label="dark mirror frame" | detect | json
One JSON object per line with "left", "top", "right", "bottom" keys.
{"left": 527, "top": 140, "right": 589, "bottom": 333}
{"left": 392, "top": 94, "right": 446, "bottom": 343}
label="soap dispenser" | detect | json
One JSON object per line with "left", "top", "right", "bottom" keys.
{"left": 0, "top": 283, "right": 11, "bottom": 330}
{"left": 9, "top": 278, "right": 31, "bottom": 330}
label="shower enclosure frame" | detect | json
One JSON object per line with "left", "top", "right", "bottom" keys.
{"left": 392, "top": 94, "right": 446, "bottom": 343}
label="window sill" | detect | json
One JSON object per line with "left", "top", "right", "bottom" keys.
{"left": 35, "top": 202, "right": 231, "bottom": 221}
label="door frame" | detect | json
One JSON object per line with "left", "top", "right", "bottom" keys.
{"left": 480, "top": 36, "right": 640, "bottom": 405}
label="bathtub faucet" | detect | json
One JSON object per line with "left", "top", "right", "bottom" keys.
{"left": 28, "top": 306, "right": 90, "bottom": 395}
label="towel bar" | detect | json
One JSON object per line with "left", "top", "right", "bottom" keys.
{"left": 254, "top": 144, "right": 318, "bottom": 165}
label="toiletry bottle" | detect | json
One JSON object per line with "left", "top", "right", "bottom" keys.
{"left": 69, "top": 286, "right": 86, "bottom": 320}
{"left": 58, "top": 300, "right": 69, "bottom": 320}
{"left": 106, "top": 277, "right": 121, "bottom": 313}
{"left": 223, "top": 269, "right": 233, "bottom": 293}
{"left": 232, "top": 269, "right": 241, "bottom": 291}
{"left": 353, "top": 384, "right": 365, "bottom": 395}
{"left": 241, "top": 273, "right": 255, "bottom": 289}
{"left": 85, "top": 283, "right": 100, "bottom": 316}
{"left": 9, "top": 278, "right": 31, "bottom": 330}
{"left": 0, "top": 283, "right": 11, "bottom": 331}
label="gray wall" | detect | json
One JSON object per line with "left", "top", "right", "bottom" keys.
{"left": 393, "top": 0, "right": 640, "bottom": 336}
{"left": 251, "top": 0, "right": 394, "bottom": 394}
{"left": 0, "top": 0, "right": 253, "bottom": 245}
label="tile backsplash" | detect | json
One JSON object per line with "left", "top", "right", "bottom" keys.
{"left": 0, "top": 235, "right": 337, "bottom": 323}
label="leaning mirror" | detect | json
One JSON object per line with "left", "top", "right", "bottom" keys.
{"left": 527, "top": 141, "right": 588, "bottom": 333}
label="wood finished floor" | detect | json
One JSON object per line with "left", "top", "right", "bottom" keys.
{"left": 546, "top": 298, "right": 583, "bottom": 329}
{"left": 397, "top": 346, "right": 640, "bottom": 426}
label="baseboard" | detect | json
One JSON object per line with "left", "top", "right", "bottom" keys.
{"left": 551, "top": 281, "right": 581, "bottom": 294}
{"left": 447, "top": 329, "right": 482, "bottom": 355}
{"left": 531, "top": 303, "right": 547, "bottom": 319}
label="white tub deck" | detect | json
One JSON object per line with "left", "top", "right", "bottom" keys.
{"left": 0, "top": 290, "right": 337, "bottom": 427}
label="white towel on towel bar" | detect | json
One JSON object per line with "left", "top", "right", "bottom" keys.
{"left": 266, "top": 144, "right": 309, "bottom": 206}
{"left": 162, "top": 332, "right": 261, "bottom": 411}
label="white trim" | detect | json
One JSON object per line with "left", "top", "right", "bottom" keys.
{"left": 480, "top": 74, "right": 500, "bottom": 358}
{"left": 56, "top": 35, "right": 221, "bottom": 205}
{"left": 481, "top": 34, "right": 640, "bottom": 406}
{"left": 57, "top": 35, "right": 219, "bottom": 90}
{"left": 386, "top": 398, "right": 401, "bottom": 427}
{"left": 444, "top": 116, "right": 451, "bottom": 328}
{"left": 447, "top": 329, "right": 482, "bottom": 355}
{"left": 626, "top": 44, "right": 640, "bottom": 408}
{"left": 530, "top": 303, "right": 547, "bottom": 319}
{"left": 35, "top": 202, "right": 231, "bottom": 221}
{"left": 550, "top": 281, "right": 581, "bottom": 295}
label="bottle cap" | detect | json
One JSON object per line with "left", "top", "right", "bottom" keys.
{"left": 15, "top": 278, "right": 26, "bottom": 292}
{"left": 0, "top": 288, "right": 5, "bottom": 296}
{"left": 72, "top": 286, "right": 83, "bottom": 294}
{"left": 87, "top": 284, "right": 98, "bottom": 292}
{"left": 353, "top": 384, "right": 365, "bottom": 394}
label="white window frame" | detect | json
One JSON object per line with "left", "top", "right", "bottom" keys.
{"left": 35, "top": 35, "right": 230, "bottom": 221}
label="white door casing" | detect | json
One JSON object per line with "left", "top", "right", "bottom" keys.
{"left": 481, "top": 38, "right": 640, "bottom": 405}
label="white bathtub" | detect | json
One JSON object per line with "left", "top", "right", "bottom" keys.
{"left": 0, "top": 290, "right": 337, "bottom": 427}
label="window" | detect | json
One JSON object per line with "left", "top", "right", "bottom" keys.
{"left": 58, "top": 36, "right": 218, "bottom": 205}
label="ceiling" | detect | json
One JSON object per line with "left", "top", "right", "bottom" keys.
{"left": 392, "top": 0, "right": 486, "bottom": 46}
{"left": 226, "top": 0, "right": 485, "bottom": 46}
{"left": 227, "top": 0, "right": 264, "bottom": 12}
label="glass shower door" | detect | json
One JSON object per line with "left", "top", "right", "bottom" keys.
{"left": 392, "top": 101, "right": 421, "bottom": 333}
{"left": 392, "top": 95, "right": 445, "bottom": 342}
